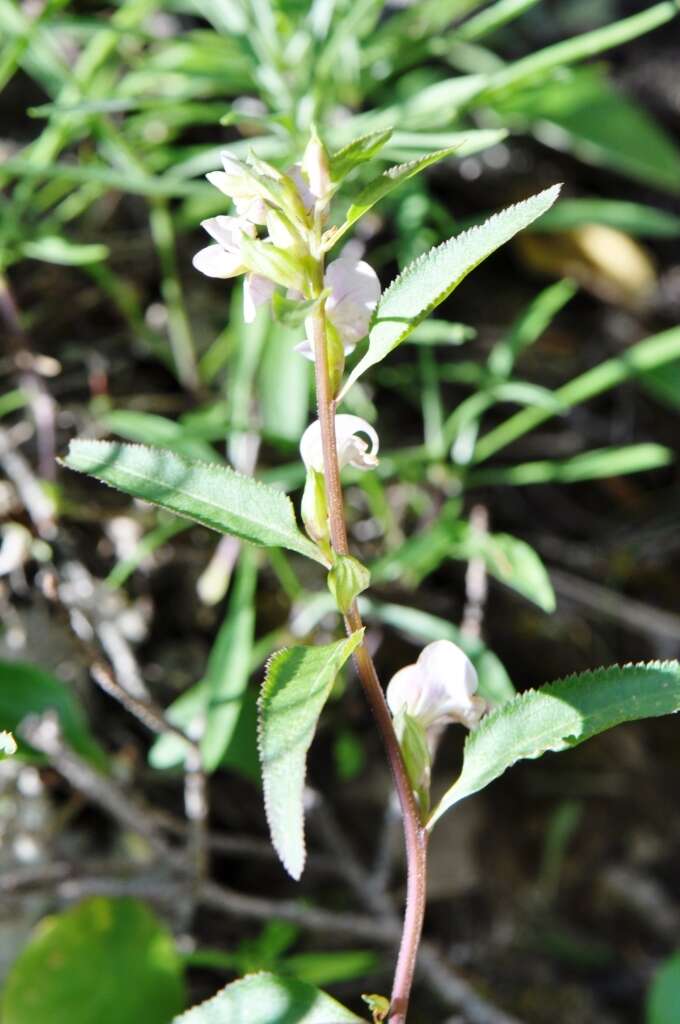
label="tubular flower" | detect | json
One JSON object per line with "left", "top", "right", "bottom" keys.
{"left": 300, "top": 415, "right": 379, "bottom": 474}
{"left": 192, "top": 216, "right": 255, "bottom": 279}
{"left": 295, "top": 257, "right": 380, "bottom": 361}
{"left": 386, "top": 640, "right": 487, "bottom": 736}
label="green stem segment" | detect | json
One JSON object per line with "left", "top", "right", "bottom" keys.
{"left": 307, "top": 301, "right": 428, "bottom": 1023}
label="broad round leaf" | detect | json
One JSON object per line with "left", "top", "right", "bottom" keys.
{"left": 2, "top": 897, "right": 185, "bottom": 1024}
{"left": 173, "top": 972, "right": 363, "bottom": 1024}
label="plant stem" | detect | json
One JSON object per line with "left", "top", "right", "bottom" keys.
{"left": 308, "top": 302, "right": 428, "bottom": 1023}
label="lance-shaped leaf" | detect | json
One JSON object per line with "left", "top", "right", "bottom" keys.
{"left": 331, "top": 146, "right": 459, "bottom": 245}
{"left": 62, "top": 441, "right": 325, "bottom": 564}
{"left": 330, "top": 128, "right": 393, "bottom": 181}
{"left": 339, "top": 185, "right": 561, "bottom": 400}
{"left": 258, "top": 632, "right": 364, "bottom": 879}
{"left": 172, "top": 972, "right": 363, "bottom": 1024}
{"left": 428, "top": 660, "right": 680, "bottom": 830}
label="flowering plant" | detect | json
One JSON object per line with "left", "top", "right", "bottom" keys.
{"left": 60, "top": 126, "right": 680, "bottom": 1024}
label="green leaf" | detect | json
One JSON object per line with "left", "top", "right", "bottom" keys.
{"left": 640, "top": 360, "right": 680, "bottom": 411}
{"left": 172, "top": 972, "right": 363, "bottom": 1024}
{"left": 258, "top": 632, "right": 364, "bottom": 879}
{"left": 201, "top": 550, "right": 257, "bottom": 772}
{"left": 365, "top": 599, "right": 515, "bottom": 705}
{"left": 475, "top": 326, "right": 680, "bottom": 463}
{"left": 339, "top": 185, "right": 560, "bottom": 399}
{"left": 480, "top": 3, "right": 679, "bottom": 108}
{"left": 494, "top": 67, "right": 680, "bottom": 193}
{"left": 335, "top": 146, "right": 459, "bottom": 242}
{"left": 258, "top": 320, "right": 311, "bottom": 444}
{"left": 1, "top": 897, "right": 184, "bottom": 1024}
{"left": 330, "top": 128, "right": 393, "bottom": 181}
{"left": 0, "top": 660, "right": 106, "bottom": 768}
{"left": 533, "top": 198, "right": 680, "bottom": 238}
{"left": 469, "top": 444, "right": 673, "bottom": 486}
{"left": 429, "top": 660, "right": 680, "bottom": 829}
{"left": 471, "top": 530, "right": 555, "bottom": 613}
{"left": 62, "top": 441, "right": 325, "bottom": 564}
{"left": 647, "top": 950, "right": 680, "bottom": 1024}
{"left": 20, "top": 236, "right": 109, "bottom": 265}
{"left": 100, "top": 410, "right": 221, "bottom": 463}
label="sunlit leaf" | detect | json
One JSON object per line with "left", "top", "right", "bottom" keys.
{"left": 339, "top": 185, "right": 560, "bottom": 398}
{"left": 62, "top": 441, "right": 325, "bottom": 564}
{"left": 259, "top": 632, "right": 364, "bottom": 879}
{"left": 2, "top": 898, "right": 184, "bottom": 1024}
{"left": 173, "top": 972, "right": 363, "bottom": 1024}
{"left": 429, "top": 661, "right": 680, "bottom": 828}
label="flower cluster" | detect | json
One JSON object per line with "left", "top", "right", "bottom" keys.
{"left": 192, "top": 150, "right": 380, "bottom": 359}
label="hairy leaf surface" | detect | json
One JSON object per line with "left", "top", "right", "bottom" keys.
{"left": 429, "top": 661, "right": 680, "bottom": 828}
{"left": 63, "top": 441, "right": 324, "bottom": 563}
{"left": 339, "top": 185, "right": 560, "bottom": 398}
{"left": 259, "top": 632, "right": 364, "bottom": 879}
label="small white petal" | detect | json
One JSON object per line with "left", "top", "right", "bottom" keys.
{"left": 386, "top": 664, "right": 425, "bottom": 718}
{"left": 335, "top": 414, "right": 379, "bottom": 470}
{"left": 192, "top": 244, "right": 244, "bottom": 279}
{"left": 293, "top": 339, "right": 315, "bottom": 361}
{"left": 234, "top": 194, "right": 268, "bottom": 225}
{"left": 266, "top": 209, "right": 297, "bottom": 249}
{"left": 418, "top": 640, "right": 478, "bottom": 699}
{"left": 243, "top": 273, "right": 276, "bottom": 323}
{"left": 325, "top": 258, "right": 381, "bottom": 348}
{"left": 201, "top": 215, "right": 255, "bottom": 251}
{"left": 300, "top": 415, "right": 379, "bottom": 473}
{"left": 288, "top": 163, "right": 315, "bottom": 213}
{"left": 206, "top": 171, "right": 233, "bottom": 196}
{"left": 386, "top": 640, "right": 486, "bottom": 734}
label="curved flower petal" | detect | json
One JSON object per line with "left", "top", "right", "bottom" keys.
{"left": 325, "top": 258, "right": 380, "bottom": 349}
{"left": 192, "top": 244, "right": 244, "bottom": 279}
{"left": 299, "top": 414, "right": 380, "bottom": 474}
{"left": 386, "top": 664, "right": 426, "bottom": 719}
{"left": 386, "top": 640, "right": 486, "bottom": 734}
{"left": 201, "top": 215, "right": 255, "bottom": 250}
{"left": 243, "top": 273, "right": 276, "bottom": 324}
{"left": 335, "top": 414, "right": 379, "bottom": 470}
{"left": 288, "top": 164, "right": 315, "bottom": 213}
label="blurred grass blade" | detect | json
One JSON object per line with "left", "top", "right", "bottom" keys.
{"left": 478, "top": 2, "right": 679, "bottom": 103}
{"left": 469, "top": 444, "right": 673, "bottom": 486}
{"left": 488, "top": 279, "right": 578, "bottom": 378}
{"left": 534, "top": 198, "right": 680, "bottom": 238}
{"left": 475, "top": 326, "right": 680, "bottom": 463}
{"left": 456, "top": 0, "right": 540, "bottom": 42}
{"left": 202, "top": 550, "right": 257, "bottom": 772}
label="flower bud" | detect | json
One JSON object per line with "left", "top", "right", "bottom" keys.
{"left": 387, "top": 640, "right": 486, "bottom": 735}
{"left": 301, "top": 128, "right": 331, "bottom": 201}
{"left": 327, "top": 554, "right": 370, "bottom": 614}
{"left": 301, "top": 468, "right": 329, "bottom": 546}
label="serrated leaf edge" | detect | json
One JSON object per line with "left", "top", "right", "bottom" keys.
{"left": 428, "top": 658, "right": 680, "bottom": 829}
{"left": 61, "top": 440, "right": 325, "bottom": 564}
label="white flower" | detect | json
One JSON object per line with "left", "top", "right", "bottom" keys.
{"left": 295, "top": 258, "right": 380, "bottom": 360}
{"left": 206, "top": 154, "right": 269, "bottom": 224}
{"left": 192, "top": 215, "right": 255, "bottom": 278}
{"left": 243, "top": 273, "right": 276, "bottom": 323}
{"left": 300, "top": 415, "right": 379, "bottom": 474}
{"left": 386, "top": 640, "right": 486, "bottom": 734}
